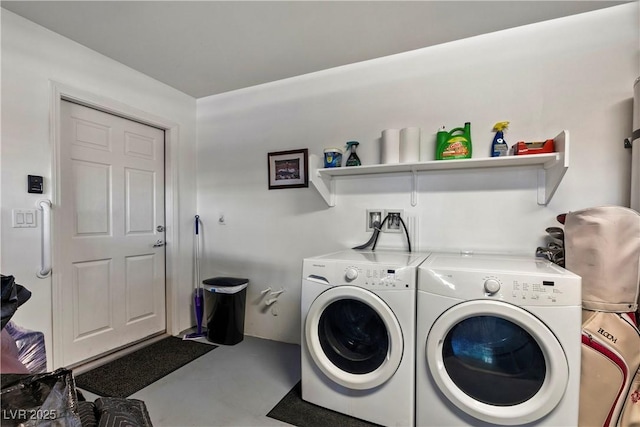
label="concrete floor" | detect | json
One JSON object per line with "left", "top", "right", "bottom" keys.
{"left": 78, "top": 336, "right": 301, "bottom": 426}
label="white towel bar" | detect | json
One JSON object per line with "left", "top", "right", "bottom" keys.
{"left": 37, "top": 199, "right": 52, "bottom": 278}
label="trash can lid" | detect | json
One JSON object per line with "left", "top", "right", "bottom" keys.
{"left": 203, "top": 277, "right": 249, "bottom": 294}
{"left": 203, "top": 277, "right": 249, "bottom": 287}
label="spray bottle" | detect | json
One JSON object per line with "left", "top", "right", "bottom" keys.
{"left": 345, "top": 141, "right": 361, "bottom": 166}
{"left": 491, "top": 121, "right": 510, "bottom": 157}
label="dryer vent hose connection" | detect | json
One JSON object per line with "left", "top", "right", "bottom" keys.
{"left": 353, "top": 214, "right": 412, "bottom": 252}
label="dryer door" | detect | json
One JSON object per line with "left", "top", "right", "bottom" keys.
{"left": 426, "top": 300, "right": 569, "bottom": 425}
{"left": 305, "top": 286, "right": 403, "bottom": 390}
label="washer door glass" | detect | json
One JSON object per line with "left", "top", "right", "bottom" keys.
{"left": 319, "top": 299, "right": 388, "bottom": 374}
{"left": 305, "top": 286, "right": 403, "bottom": 390}
{"left": 426, "top": 300, "right": 569, "bottom": 425}
{"left": 443, "top": 316, "right": 545, "bottom": 405}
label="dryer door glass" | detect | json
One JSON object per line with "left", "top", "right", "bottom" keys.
{"left": 318, "top": 299, "right": 388, "bottom": 374}
{"left": 426, "top": 300, "right": 570, "bottom": 424}
{"left": 443, "top": 315, "right": 546, "bottom": 405}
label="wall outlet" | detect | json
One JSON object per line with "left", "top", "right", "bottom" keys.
{"left": 366, "top": 209, "right": 383, "bottom": 232}
{"left": 384, "top": 209, "right": 404, "bottom": 233}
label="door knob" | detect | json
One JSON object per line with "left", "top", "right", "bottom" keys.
{"left": 156, "top": 225, "right": 166, "bottom": 232}
{"left": 153, "top": 240, "right": 165, "bottom": 247}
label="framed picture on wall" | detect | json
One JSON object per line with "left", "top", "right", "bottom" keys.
{"left": 268, "top": 149, "right": 309, "bottom": 190}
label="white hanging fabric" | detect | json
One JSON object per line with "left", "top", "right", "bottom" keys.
{"left": 631, "top": 77, "right": 640, "bottom": 212}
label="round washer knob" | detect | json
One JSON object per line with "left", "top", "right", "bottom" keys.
{"left": 484, "top": 279, "right": 501, "bottom": 294}
{"left": 345, "top": 268, "right": 359, "bottom": 281}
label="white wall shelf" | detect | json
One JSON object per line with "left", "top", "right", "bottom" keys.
{"left": 309, "top": 130, "right": 569, "bottom": 207}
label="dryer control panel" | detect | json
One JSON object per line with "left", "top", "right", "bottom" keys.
{"left": 479, "top": 274, "right": 580, "bottom": 305}
{"left": 418, "top": 253, "right": 581, "bottom": 306}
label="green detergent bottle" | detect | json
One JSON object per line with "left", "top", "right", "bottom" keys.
{"left": 436, "top": 122, "right": 472, "bottom": 160}
{"left": 345, "top": 141, "right": 361, "bottom": 166}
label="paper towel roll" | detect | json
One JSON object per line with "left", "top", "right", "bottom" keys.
{"left": 419, "top": 129, "right": 435, "bottom": 162}
{"left": 380, "top": 129, "right": 400, "bottom": 164}
{"left": 400, "top": 127, "right": 420, "bottom": 163}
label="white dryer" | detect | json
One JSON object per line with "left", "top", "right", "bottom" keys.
{"left": 416, "top": 253, "right": 582, "bottom": 426}
{"left": 301, "top": 250, "right": 430, "bottom": 426}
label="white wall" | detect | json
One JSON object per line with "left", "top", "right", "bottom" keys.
{"left": 0, "top": 10, "right": 197, "bottom": 367}
{"left": 197, "top": 4, "right": 639, "bottom": 344}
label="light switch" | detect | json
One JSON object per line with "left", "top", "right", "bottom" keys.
{"left": 12, "top": 209, "right": 37, "bottom": 228}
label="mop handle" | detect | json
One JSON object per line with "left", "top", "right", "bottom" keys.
{"left": 194, "top": 215, "right": 200, "bottom": 288}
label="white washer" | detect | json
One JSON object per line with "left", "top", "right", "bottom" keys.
{"left": 416, "top": 253, "right": 582, "bottom": 426}
{"left": 301, "top": 250, "right": 430, "bottom": 426}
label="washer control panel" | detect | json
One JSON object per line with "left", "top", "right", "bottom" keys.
{"left": 341, "top": 264, "right": 414, "bottom": 289}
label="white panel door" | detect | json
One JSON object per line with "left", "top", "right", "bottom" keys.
{"left": 59, "top": 100, "right": 165, "bottom": 367}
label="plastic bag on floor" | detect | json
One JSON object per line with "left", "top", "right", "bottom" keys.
{"left": 1, "top": 329, "right": 30, "bottom": 374}
{"left": 1, "top": 275, "right": 31, "bottom": 330}
{"left": 4, "top": 321, "right": 47, "bottom": 374}
{"left": 0, "top": 368, "right": 82, "bottom": 427}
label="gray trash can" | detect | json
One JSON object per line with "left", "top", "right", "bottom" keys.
{"left": 203, "top": 277, "right": 249, "bottom": 345}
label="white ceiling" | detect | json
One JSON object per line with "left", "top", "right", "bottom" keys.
{"left": 2, "top": 1, "right": 630, "bottom": 98}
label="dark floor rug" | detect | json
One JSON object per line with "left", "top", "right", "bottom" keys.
{"left": 74, "top": 336, "right": 217, "bottom": 398}
{"left": 267, "top": 381, "right": 380, "bottom": 427}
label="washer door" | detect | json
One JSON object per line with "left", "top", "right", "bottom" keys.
{"left": 426, "top": 300, "right": 569, "bottom": 425}
{"left": 305, "top": 286, "right": 403, "bottom": 390}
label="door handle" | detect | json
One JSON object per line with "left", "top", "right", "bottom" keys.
{"left": 153, "top": 240, "right": 166, "bottom": 247}
{"left": 37, "top": 199, "right": 52, "bottom": 278}
{"left": 305, "top": 275, "right": 330, "bottom": 285}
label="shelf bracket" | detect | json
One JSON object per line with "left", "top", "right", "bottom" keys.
{"left": 537, "top": 130, "right": 569, "bottom": 205}
{"left": 411, "top": 169, "right": 418, "bottom": 207}
{"left": 309, "top": 154, "right": 335, "bottom": 207}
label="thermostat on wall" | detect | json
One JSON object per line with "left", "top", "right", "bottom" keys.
{"left": 28, "top": 175, "right": 43, "bottom": 194}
